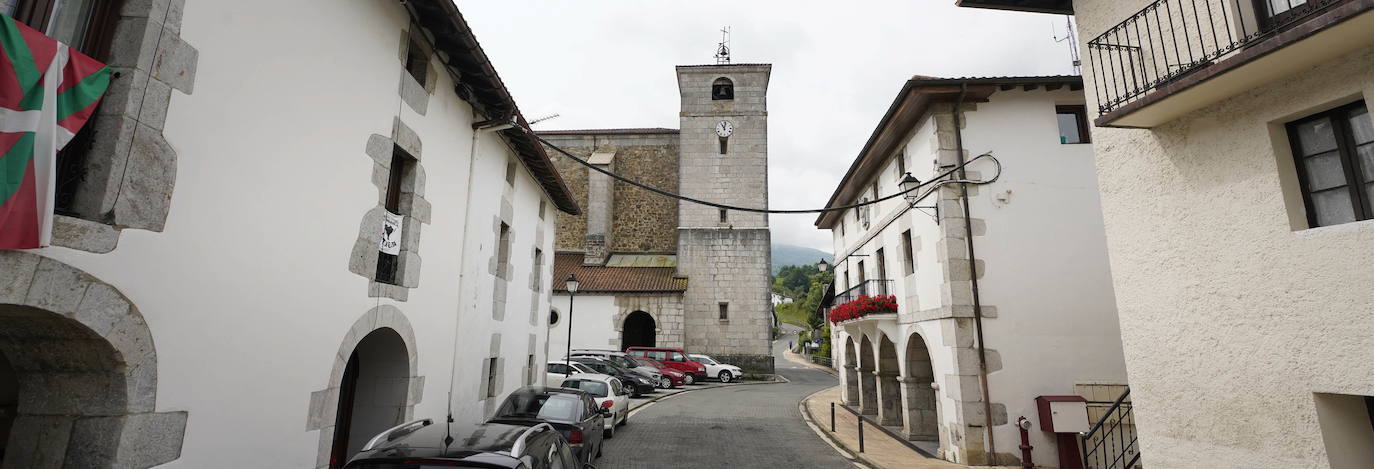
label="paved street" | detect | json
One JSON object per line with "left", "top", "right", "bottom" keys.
{"left": 596, "top": 326, "right": 855, "bottom": 468}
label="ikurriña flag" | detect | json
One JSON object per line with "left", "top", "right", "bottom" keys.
{"left": 0, "top": 14, "right": 111, "bottom": 250}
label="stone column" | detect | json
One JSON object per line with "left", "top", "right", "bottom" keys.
{"left": 583, "top": 155, "right": 614, "bottom": 265}
{"left": 877, "top": 371, "right": 903, "bottom": 426}
{"left": 842, "top": 365, "right": 860, "bottom": 406}
{"left": 898, "top": 376, "right": 939, "bottom": 440}
{"left": 859, "top": 369, "right": 879, "bottom": 415}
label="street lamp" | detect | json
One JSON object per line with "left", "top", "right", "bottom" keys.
{"left": 563, "top": 274, "right": 579, "bottom": 377}
{"left": 900, "top": 172, "right": 921, "bottom": 205}
{"left": 817, "top": 259, "right": 829, "bottom": 272}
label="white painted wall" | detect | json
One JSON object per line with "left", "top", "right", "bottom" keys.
{"left": 548, "top": 294, "right": 620, "bottom": 357}
{"left": 829, "top": 87, "right": 1127, "bottom": 466}
{"left": 28, "top": 1, "right": 558, "bottom": 466}
{"left": 1074, "top": 1, "right": 1374, "bottom": 466}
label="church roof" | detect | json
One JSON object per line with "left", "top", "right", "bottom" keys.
{"left": 552, "top": 253, "right": 688, "bottom": 293}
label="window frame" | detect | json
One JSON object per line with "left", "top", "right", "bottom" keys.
{"left": 404, "top": 35, "right": 429, "bottom": 87}
{"left": 376, "top": 148, "right": 417, "bottom": 285}
{"left": 1056, "top": 105, "right": 1092, "bottom": 144}
{"left": 1285, "top": 100, "right": 1374, "bottom": 228}
{"left": 486, "top": 356, "right": 499, "bottom": 398}
{"left": 900, "top": 230, "right": 915, "bottom": 276}
{"left": 718, "top": 302, "right": 729, "bottom": 320}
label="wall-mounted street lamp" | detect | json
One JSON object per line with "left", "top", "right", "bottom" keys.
{"left": 901, "top": 172, "right": 939, "bottom": 221}
{"left": 564, "top": 274, "right": 579, "bottom": 377}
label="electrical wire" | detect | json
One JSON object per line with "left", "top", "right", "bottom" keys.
{"left": 529, "top": 132, "right": 1002, "bottom": 215}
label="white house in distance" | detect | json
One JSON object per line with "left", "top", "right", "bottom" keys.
{"left": 962, "top": 1, "right": 1374, "bottom": 468}
{"left": 0, "top": 1, "right": 576, "bottom": 468}
{"left": 817, "top": 75, "right": 1128, "bottom": 466}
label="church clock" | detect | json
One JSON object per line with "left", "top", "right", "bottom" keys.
{"left": 716, "top": 120, "right": 733, "bottom": 154}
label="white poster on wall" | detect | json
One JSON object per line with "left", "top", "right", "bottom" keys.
{"left": 379, "top": 211, "right": 403, "bottom": 255}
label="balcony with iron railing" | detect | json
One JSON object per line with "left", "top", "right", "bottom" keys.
{"left": 834, "top": 279, "right": 896, "bottom": 305}
{"left": 1089, "top": 0, "right": 1374, "bottom": 127}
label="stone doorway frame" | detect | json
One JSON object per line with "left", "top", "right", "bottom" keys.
{"left": 0, "top": 251, "right": 186, "bottom": 467}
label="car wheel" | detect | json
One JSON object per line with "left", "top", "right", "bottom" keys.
{"left": 618, "top": 413, "right": 628, "bottom": 427}
{"left": 719, "top": 370, "right": 734, "bottom": 383}
{"left": 658, "top": 376, "right": 670, "bottom": 389}
{"left": 683, "top": 374, "right": 695, "bottom": 385}
{"left": 604, "top": 424, "right": 614, "bottom": 439}
{"left": 595, "top": 443, "right": 602, "bottom": 459}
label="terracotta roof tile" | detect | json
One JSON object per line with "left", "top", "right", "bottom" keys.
{"left": 553, "top": 253, "right": 687, "bottom": 293}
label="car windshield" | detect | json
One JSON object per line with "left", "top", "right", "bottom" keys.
{"left": 492, "top": 392, "right": 581, "bottom": 422}
{"left": 561, "top": 379, "right": 609, "bottom": 397}
{"left": 694, "top": 356, "right": 717, "bottom": 365}
{"left": 637, "top": 358, "right": 665, "bottom": 369}
{"left": 609, "top": 356, "right": 640, "bottom": 368}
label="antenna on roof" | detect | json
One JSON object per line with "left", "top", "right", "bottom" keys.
{"left": 715, "top": 26, "right": 731, "bottom": 64}
{"left": 528, "top": 113, "right": 561, "bottom": 126}
{"left": 1053, "top": 16, "right": 1081, "bottom": 75}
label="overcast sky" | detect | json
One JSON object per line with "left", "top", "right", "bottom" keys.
{"left": 457, "top": 1, "right": 1076, "bottom": 251}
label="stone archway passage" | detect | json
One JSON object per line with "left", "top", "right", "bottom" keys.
{"left": 902, "top": 332, "right": 938, "bottom": 443}
{"left": 0, "top": 251, "right": 186, "bottom": 468}
{"left": 843, "top": 337, "right": 859, "bottom": 406}
{"left": 329, "top": 328, "right": 411, "bottom": 468}
{"left": 877, "top": 334, "right": 903, "bottom": 427}
{"left": 622, "top": 311, "right": 656, "bottom": 348}
{"left": 858, "top": 335, "right": 878, "bottom": 416}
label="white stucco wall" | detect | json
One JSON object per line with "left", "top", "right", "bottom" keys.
{"left": 1074, "top": 1, "right": 1374, "bottom": 467}
{"left": 24, "top": 1, "right": 558, "bottom": 466}
{"left": 829, "top": 86, "right": 1127, "bottom": 466}
{"left": 548, "top": 294, "right": 620, "bottom": 355}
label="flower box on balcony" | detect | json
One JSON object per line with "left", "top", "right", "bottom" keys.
{"left": 828, "top": 295, "right": 898, "bottom": 323}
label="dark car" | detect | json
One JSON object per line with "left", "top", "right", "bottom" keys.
{"left": 569, "top": 357, "right": 656, "bottom": 397}
{"left": 342, "top": 419, "right": 592, "bottom": 469}
{"left": 487, "top": 386, "right": 608, "bottom": 465}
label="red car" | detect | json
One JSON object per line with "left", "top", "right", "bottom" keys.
{"left": 634, "top": 357, "right": 685, "bottom": 388}
{"left": 626, "top": 347, "right": 707, "bottom": 385}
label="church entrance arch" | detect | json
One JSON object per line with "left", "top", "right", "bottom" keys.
{"left": 622, "top": 311, "right": 656, "bottom": 348}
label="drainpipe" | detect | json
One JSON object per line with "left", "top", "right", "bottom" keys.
{"left": 951, "top": 83, "right": 998, "bottom": 465}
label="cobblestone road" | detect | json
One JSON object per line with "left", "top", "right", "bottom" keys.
{"left": 596, "top": 328, "right": 855, "bottom": 469}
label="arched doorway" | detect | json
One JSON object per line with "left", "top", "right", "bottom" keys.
{"left": 330, "top": 328, "right": 410, "bottom": 468}
{"left": 858, "top": 335, "right": 878, "bottom": 415}
{"left": 877, "top": 334, "right": 903, "bottom": 427}
{"left": 622, "top": 311, "right": 656, "bottom": 348}
{"left": 843, "top": 337, "right": 859, "bottom": 406}
{"left": 903, "top": 332, "right": 938, "bottom": 444}
{"left": 0, "top": 252, "right": 184, "bottom": 468}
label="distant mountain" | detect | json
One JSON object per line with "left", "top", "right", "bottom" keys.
{"left": 772, "top": 243, "right": 832, "bottom": 274}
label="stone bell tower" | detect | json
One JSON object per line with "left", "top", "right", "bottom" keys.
{"left": 675, "top": 63, "right": 774, "bottom": 373}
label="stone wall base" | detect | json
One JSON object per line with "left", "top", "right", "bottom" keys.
{"left": 713, "top": 353, "right": 774, "bottom": 375}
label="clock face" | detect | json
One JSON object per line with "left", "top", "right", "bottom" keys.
{"left": 715, "top": 120, "right": 734, "bottom": 138}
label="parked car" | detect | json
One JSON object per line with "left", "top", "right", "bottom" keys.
{"left": 559, "top": 373, "right": 630, "bottom": 438}
{"left": 547, "top": 360, "right": 596, "bottom": 387}
{"left": 625, "top": 347, "right": 707, "bottom": 385}
{"left": 690, "top": 354, "right": 745, "bottom": 383}
{"left": 568, "top": 357, "right": 656, "bottom": 397}
{"left": 571, "top": 349, "right": 663, "bottom": 384}
{"left": 487, "top": 386, "right": 608, "bottom": 465}
{"left": 633, "top": 357, "right": 684, "bottom": 388}
{"left": 343, "top": 418, "right": 590, "bottom": 469}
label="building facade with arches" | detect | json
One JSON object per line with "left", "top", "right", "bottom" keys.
{"left": 544, "top": 63, "right": 775, "bottom": 374}
{"left": 818, "top": 76, "right": 1129, "bottom": 467}
{"left": 0, "top": 1, "right": 576, "bottom": 467}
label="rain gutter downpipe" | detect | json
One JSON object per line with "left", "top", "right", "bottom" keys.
{"left": 952, "top": 83, "right": 998, "bottom": 465}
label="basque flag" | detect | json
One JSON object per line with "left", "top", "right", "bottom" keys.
{"left": 0, "top": 14, "right": 110, "bottom": 249}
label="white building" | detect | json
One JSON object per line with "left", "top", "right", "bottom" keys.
{"left": 0, "top": 1, "right": 577, "bottom": 468}
{"left": 962, "top": 1, "right": 1374, "bottom": 468}
{"left": 817, "top": 76, "right": 1128, "bottom": 466}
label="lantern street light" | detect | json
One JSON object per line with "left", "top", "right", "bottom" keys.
{"left": 817, "top": 259, "right": 830, "bottom": 272}
{"left": 564, "top": 274, "right": 579, "bottom": 377}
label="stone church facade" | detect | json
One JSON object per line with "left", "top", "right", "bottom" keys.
{"left": 546, "top": 64, "right": 775, "bottom": 373}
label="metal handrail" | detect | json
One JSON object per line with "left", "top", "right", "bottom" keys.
{"left": 1079, "top": 388, "right": 1141, "bottom": 469}
{"left": 1087, "top": 0, "right": 1351, "bottom": 115}
{"left": 362, "top": 418, "right": 433, "bottom": 452}
{"left": 834, "top": 279, "right": 896, "bottom": 304}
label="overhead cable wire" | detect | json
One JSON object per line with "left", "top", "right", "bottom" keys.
{"left": 528, "top": 132, "right": 1001, "bottom": 215}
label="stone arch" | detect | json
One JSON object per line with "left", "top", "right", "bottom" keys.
{"left": 0, "top": 251, "right": 185, "bottom": 468}
{"left": 902, "top": 331, "right": 938, "bottom": 443}
{"left": 711, "top": 76, "right": 734, "bottom": 100}
{"left": 858, "top": 334, "right": 878, "bottom": 415}
{"left": 876, "top": 334, "right": 903, "bottom": 427}
{"left": 621, "top": 310, "right": 657, "bottom": 348}
{"left": 308, "top": 305, "right": 422, "bottom": 469}
{"left": 842, "top": 336, "right": 859, "bottom": 406}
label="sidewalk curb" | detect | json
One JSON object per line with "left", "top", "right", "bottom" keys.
{"left": 627, "top": 374, "right": 787, "bottom": 418}
{"left": 798, "top": 386, "right": 874, "bottom": 469}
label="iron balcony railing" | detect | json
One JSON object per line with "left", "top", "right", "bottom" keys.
{"left": 1088, "top": 0, "right": 1350, "bottom": 115}
{"left": 1080, "top": 387, "right": 1142, "bottom": 469}
{"left": 834, "top": 279, "right": 896, "bottom": 305}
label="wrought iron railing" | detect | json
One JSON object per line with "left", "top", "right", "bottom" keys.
{"left": 1088, "top": 0, "right": 1350, "bottom": 115}
{"left": 1080, "top": 387, "right": 1142, "bottom": 469}
{"left": 834, "top": 279, "right": 895, "bottom": 305}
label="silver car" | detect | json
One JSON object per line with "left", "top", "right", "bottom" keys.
{"left": 570, "top": 349, "right": 666, "bottom": 388}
